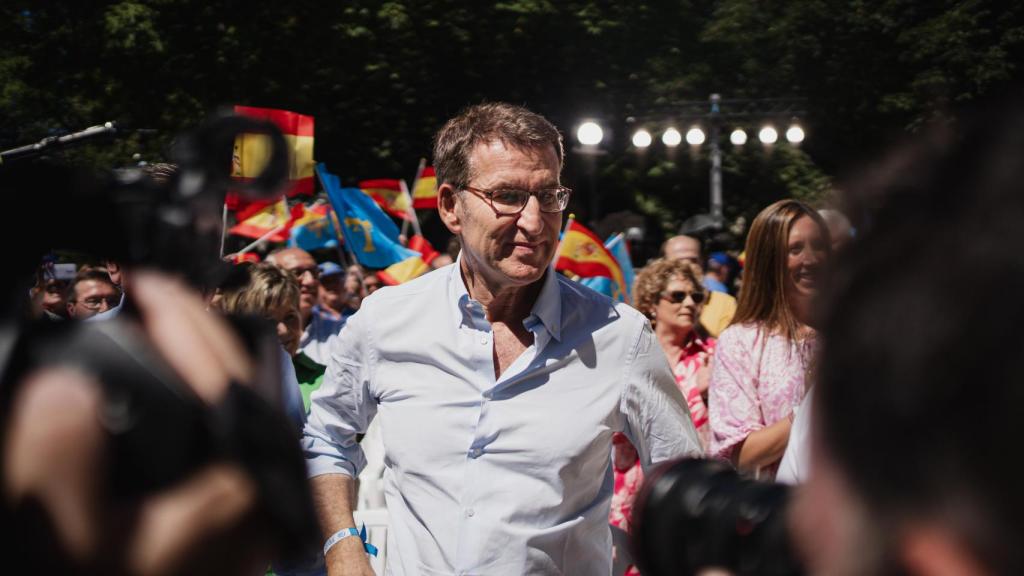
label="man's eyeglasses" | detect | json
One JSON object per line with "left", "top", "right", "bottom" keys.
{"left": 462, "top": 185, "right": 572, "bottom": 215}
{"left": 77, "top": 295, "right": 121, "bottom": 310}
{"left": 661, "top": 290, "right": 706, "bottom": 305}
{"left": 289, "top": 266, "right": 320, "bottom": 280}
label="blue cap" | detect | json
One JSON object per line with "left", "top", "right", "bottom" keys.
{"left": 318, "top": 261, "right": 345, "bottom": 278}
{"left": 709, "top": 252, "right": 731, "bottom": 266}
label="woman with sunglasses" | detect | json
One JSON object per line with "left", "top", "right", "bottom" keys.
{"left": 609, "top": 258, "right": 714, "bottom": 572}
{"left": 708, "top": 199, "right": 830, "bottom": 479}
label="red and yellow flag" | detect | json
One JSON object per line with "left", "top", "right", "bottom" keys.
{"left": 359, "top": 178, "right": 411, "bottom": 220}
{"left": 407, "top": 234, "right": 439, "bottom": 265}
{"left": 228, "top": 106, "right": 315, "bottom": 209}
{"left": 229, "top": 200, "right": 316, "bottom": 243}
{"left": 555, "top": 219, "right": 626, "bottom": 300}
{"left": 412, "top": 166, "right": 438, "bottom": 209}
{"left": 378, "top": 255, "right": 429, "bottom": 286}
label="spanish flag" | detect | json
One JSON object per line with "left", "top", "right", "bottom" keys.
{"left": 229, "top": 198, "right": 292, "bottom": 242}
{"left": 555, "top": 219, "right": 627, "bottom": 302}
{"left": 412, "top": 166, "right": 438, "bottom": 209}
{"left": 359, "top": 178, "right": 411, "bottom": 220}
{"left": 378, "top": 255, "right": 430, "bottom": 286}
{"left": 228, "top": 106, "right": 315, "bottom": 209}
{"left": 229, "top": 200, "right": 318, "bottom": 243}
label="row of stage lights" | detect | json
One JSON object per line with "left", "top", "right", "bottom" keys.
{"left": 575, "top": 122, "right": 806, "bottom": 148}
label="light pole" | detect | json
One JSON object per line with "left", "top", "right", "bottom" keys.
{"left": 619, "top": 95, "right": 807, "bottom": 230}
{"left": 574, "top": 120, "right": 608, "bottom": 222}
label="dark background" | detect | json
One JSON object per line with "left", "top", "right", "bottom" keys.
{"left": 3, "top": 1, "right": 1022, "bottom": 259}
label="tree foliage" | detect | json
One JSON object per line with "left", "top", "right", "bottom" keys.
{"left": 2, "top": 1, "right": 1021, "bottom": 245}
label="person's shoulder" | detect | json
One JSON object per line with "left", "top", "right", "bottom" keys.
{"left": 362, "top": 265, "right": 449, "bottom": 305}
{"left": 716, "top": 322, "right": 761, "bottom": 348}
{"left": 555, "top": 274, "right": 647, "bottom": 332}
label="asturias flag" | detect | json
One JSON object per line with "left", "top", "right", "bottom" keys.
{"left": 288, "top": 203, "right": 339, "bottom": 251}
{"left": 318, "top": 164, "right": 419, "bottom": 269}
{"left": 555, "top": 219, "right": 628, "bottom": 303}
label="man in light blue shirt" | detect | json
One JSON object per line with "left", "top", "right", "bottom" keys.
{"left": 303, "top": 102, "right": 701, "bottom": 576}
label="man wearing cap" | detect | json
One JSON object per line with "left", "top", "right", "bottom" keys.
{"left": 317, "top": 261, "right": 355, "bottom": 320}
{"left": 303, "top": 103, "right": 700, "bottom": 576}
{"left": 267, "top": 248, "right": 346, "bottom": 366}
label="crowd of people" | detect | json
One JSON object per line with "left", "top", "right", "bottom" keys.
{"left": 3, "top": 96, "right": 1022, "bottom": 576}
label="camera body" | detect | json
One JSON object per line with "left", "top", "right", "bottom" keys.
{"left": 632, "top": 458, "right": 804, "bottom": 576}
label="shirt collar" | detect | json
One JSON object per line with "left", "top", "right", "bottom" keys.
{"left": 448, "top": 253, "right": 563, "bottom": 342}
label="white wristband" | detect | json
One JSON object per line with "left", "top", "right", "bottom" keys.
{"left": 323, "top": 527, "right": 360, "bottom": 556}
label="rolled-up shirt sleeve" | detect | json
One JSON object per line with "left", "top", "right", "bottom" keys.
{"left": 301, "top": 308, "right": 376, "bottom": 478}
{"left": 619, "top": 315, "right": 703, "bottom": 470}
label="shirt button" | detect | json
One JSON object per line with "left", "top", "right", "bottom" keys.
{"left": 470, "top": 447, "right": 482, "bottom": 458}
{"left": 466, "top": 508, "right": 475, "bottom": 517}
{"left": 480, "top": 337, "right": 488, "bottom": 345}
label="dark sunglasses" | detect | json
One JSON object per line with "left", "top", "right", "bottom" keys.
{"left": 661, "top": 290, "right": 706, "bottom": 305}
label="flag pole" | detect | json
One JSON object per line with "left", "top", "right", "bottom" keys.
{"left": 605, "top": 232, "right": 625, "bottom": 250}
{"left": 229, "top": 224, "right": 287, "bottom": 257}
{"left": 314, "top": 165, "right": 355, "bottom": 270}
{"left": 400, "top": 178, "right": 423, "bottom": 237}
{"left": 551, "top": 213, "right": 575, "bottom": 264}
{"left": 219, "top": 202, "right": 229, "bottom": 258}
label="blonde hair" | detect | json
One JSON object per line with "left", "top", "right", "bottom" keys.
{"left": 216, "top": 262, "right": 300, "bottom": 318}
{"left": 732, "top": 199, "right": 830, "bottom": 341}
{"left": 634, "top": 258, "right": 705, "bottom": 320}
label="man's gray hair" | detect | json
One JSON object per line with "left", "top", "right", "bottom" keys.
{"left": 432, "top": 102, "right": 564, "bottom": 188}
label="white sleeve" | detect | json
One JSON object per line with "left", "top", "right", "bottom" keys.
{"left": 777, "top": 388, "right": 814, "bottom": 485}
{"left": 620, "top": 316, "right": 703, "bottom": 470}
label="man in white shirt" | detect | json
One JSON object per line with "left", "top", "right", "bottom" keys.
{"left": 303, "top": 102, "right": 701, "bottom": 575}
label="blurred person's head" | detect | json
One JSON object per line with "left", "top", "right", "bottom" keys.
{"left": 362, "top": 273, "right": 382, "bottom": 294}
{"left": 266, "top": 248, "right": 318, "bottom": 324}
{"left": 661, "top": 235, "right": 704, "bottom": 271}
{"left": 817, "top": 209, "right": 853, "bottom": 252}
{"left": 343, "top": 264, "right": 367, "bottom": 310}
{"left": 317, "top": 261, "right": 347, "bottom": 314}
{"left": 216, "top": 262, "right": 302, "bottom": 355}
{"left": 66, "top": 270, "right": 120, "bottom": 320}
{"left": 104, "top": 259, "right": 124, "bottom": 288}
{"left": 793, "top": 92, "right": 1024, "bottom": 576}
{"left": 635, "top": 258, "right": 706, "bottom": 339}
{"left": 30, "top": 263, "right": 76, "bottom": 319}
{"left": 733, "top": 200, "right": 830, "bottom": 339}
{"left": 431, "top": 253, "right": 454, "bottom": 268}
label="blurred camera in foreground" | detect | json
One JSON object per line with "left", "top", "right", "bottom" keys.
{"left": 632, "top": 458, "right": 803, "bottom": 576}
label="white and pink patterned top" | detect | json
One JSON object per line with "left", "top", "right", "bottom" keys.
{"left": 672, "top": 335, "right": 716, "bottom": 450}
{"left": 708, "top": 323, "right": 814, "bottom": 478}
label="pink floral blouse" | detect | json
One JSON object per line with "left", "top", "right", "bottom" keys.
{"left": 708, "top": 323, "right": 814, "bottom": 479}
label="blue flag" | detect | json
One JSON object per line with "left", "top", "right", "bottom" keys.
{"left": 288, "top": 211, "right": 339, "bottom": 251}
{"left": 579, "top": 233, "right": 635, "bottom": 303}
{"left": 317, "top": 163, "right": 419, "bottom": 268}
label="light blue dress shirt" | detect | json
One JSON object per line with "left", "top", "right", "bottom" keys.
{"left": 299, "top": 305, "right": 346, "bottom": 366}
{"left": 302, "top": 263, "right": 701, "bottom": 575}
